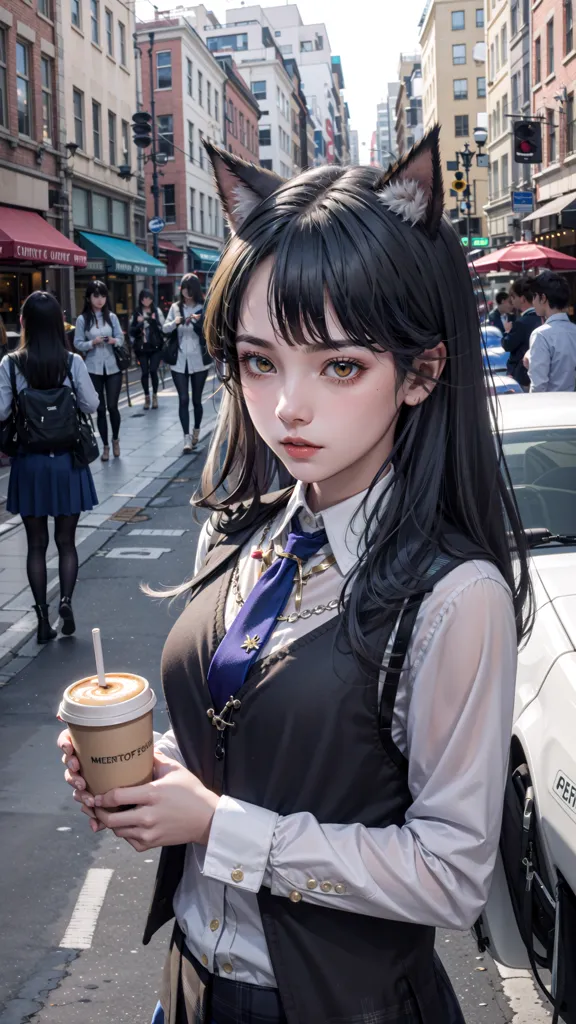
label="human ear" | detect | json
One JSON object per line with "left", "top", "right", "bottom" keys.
{"left": 402, "top": 342, "right": 447, "bottom": 406}
{"left": 375, "top": 125, "right": 444, "bottom": 238}
{"left": 203, "top": 139, "right": 285, "bottom": 233}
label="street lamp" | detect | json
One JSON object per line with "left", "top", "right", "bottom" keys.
{"left": 454, "top": 126, "right": 488, "bottom": 257}
{"left": 473, "top": 125, "right": 488, "bottom": 148}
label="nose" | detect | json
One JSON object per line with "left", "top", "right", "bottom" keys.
{"left": 275, "top": 379, "right": 314, "bottom": 429}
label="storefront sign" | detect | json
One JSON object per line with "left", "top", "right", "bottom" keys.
{"left": 114, "top": 261, "right": 165, "bottom": 276}
{"left": 85, "top": 260, "right": 106, "bottom": 272}
{"left": 0, "top": 243, "right": 87, "bottom": 267}
{"left": 460, "top": 237, "right": 490, "bottom": 247}
{"left": 512, "top": 190, "right": 534, "bottom": 214}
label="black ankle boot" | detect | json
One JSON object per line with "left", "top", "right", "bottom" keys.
{"left": 34, "top": 604, "right": 57, "bottom": 644}
{"left": 59, "top": 597, "right": 76, "bottom": 636}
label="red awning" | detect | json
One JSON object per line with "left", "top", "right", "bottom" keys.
{"left": 0, "top": 207, "right": 87, "bottom": 268}
{"left": 158, "top": 239, "right": 183, "bottom": 253}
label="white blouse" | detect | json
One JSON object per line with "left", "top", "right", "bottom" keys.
{"left": 156, "top": 476, "right": 518, "bottom": 988}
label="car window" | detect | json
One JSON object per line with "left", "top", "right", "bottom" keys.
{"left": 502, "top": 428, "right": 576, "bottom": 539}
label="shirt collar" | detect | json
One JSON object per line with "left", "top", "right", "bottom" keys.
{"left": 546, "top": 312, "right": 569, "bottom": 323}
{"left": 522, "top": 307, "right": 536, "bottom": 317}
{"left": 271, "top": 467, "right": 395, "bottom": 576}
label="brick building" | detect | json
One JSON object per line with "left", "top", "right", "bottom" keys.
{"left": 0, "top": 0, "right": 87, "bottom": 328}
{"left": 215, "top": 54, "right": 260, "bottom": 164}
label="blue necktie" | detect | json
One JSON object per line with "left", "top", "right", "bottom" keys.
{"left": 206, "top": 522, "right": 328, "bottom": 712}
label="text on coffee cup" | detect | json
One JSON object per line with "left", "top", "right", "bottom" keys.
{"left": 91, "top": 738, "right": 153, "bottom": 764}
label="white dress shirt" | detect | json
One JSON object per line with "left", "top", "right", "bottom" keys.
{"left": 74, "top": 311, "right": 124, "bottom": 375}
{"left": 156, "top": 477, "right": 517, "bottom": 988}
{"left": 528, "top": 312, "right": 576, "bottom": 392}
{"left": 162, "top": 302, "right": 205, "bottom": 374}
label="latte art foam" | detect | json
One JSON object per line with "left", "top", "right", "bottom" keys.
{"left": 68, "top": 674, "right": 146, "bottom": 707}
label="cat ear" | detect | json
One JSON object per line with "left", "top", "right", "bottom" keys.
{"left": 376, "top": 125, "right": 444, "bottom": 238}
{"left": 203, "top": 140, "right": 286, "bottom": 233}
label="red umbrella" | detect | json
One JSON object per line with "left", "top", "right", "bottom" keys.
{"left": 472, "top": 241, "right": 576, "bottom": 273}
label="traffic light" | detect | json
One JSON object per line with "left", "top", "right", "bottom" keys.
{"left": 132, "top": 111, "right": 152, "bottom": 148}
{"left": 513, "top": 120, "right": 542, "bottom": 164}
{"left": 452, "top": 171, "right": 466, "bottom": 193}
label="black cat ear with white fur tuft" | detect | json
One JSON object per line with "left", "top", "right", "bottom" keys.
{"left": 203, "top": 139, "right": 285, "bottom": 233}
{"left": 376, "top": 125, "right": 444, "bottom": 238}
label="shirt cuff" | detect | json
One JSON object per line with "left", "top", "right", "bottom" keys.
{"left": 202, "top": 795, "right": 279, "bottom": 893}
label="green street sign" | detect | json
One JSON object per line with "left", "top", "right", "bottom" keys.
{"left": 460, "top": 236, "right": 490, "bottom": 247}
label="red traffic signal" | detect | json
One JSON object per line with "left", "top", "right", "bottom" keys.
{"left": 513, "top": 120, "right": 542, "bottom": 164}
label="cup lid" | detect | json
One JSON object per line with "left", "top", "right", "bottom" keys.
{"left": 58, "top": 675, "right": 157, "bottom": 727}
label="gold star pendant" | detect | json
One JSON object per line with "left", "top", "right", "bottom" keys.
{"left": 241, "top": 634, "right": 261, "bottom": 653}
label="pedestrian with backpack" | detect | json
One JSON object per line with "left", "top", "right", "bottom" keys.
{"left": 74, "top": 281, "right": 126, "bottom": 461}
{"left": 0, "top": 292, "right": 99, "bottom": 643}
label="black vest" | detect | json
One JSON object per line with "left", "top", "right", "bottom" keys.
{"left": 144, "top": 492, "right": 481, "bottom": 1023}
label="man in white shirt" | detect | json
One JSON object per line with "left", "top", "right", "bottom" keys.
{"left": 525, "top": 271, "right": 576, "bottom": 392}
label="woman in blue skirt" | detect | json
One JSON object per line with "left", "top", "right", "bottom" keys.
{"left": 0, "top": 292, "right": 100, "bottom": 643}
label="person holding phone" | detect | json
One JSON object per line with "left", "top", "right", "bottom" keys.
{"left": 162, "top": 274, "right": 211, "bottom": 453}
{"left": 74, "top": 281, "right": 125, "bottom": 461}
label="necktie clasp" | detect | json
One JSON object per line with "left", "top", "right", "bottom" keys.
{"left": 207, "top": 696, "right": 242, "bottom": 731}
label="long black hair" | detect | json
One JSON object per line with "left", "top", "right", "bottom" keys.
{"left": 137, "top": 288, "right": 155, "bottom": 313}
{"left": 178, "top": 274, "right": 204, "bottom": 320}
{"left": 16, "top": 291, "right": 70, "bottom": 389}
{"left": 81, "top": 280, "right": 113, "bottom": 332}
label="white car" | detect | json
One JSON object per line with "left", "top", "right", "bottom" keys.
{"left": 477, "top": 393, "right": 576, "bottom": 1020}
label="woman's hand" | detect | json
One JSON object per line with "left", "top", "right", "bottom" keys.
{"left": 175, "top": 316, "right": 183, "bottom": 326}
{"left": 92, "top": 335, "right": 104, "bottom": 345}
{"left": 93, "top": 751, "right": 219, "bottom": 852}
{"left": 58, "top": 728, "right": 106, "bottom": 833}
{"left": 137, "top": 314, "right": 144, "bottom": 323}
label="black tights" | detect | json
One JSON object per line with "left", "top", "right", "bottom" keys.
{"left": 89, "top": 371, "right": 122, "bottom": 445}
{"left": 172, "top": 369, "right": 208, "bottom": 434}
{"left": 22, "top": 514, "right": 80, "bottom": 607}
{"left": 139, "top": 350, "right": 163, "bottom": 396}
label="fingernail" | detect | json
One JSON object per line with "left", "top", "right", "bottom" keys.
{"left": 94, "top": 795, "right": 102, "bottom": 807}
{"left": 83, "top": 795, "right": 94, "bottom": 807}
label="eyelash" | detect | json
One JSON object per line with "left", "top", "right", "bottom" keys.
{"left": 238, "top": 352, "right": 367, "bottom": 385}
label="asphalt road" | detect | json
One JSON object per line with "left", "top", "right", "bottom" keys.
{"left": 0, "top": 440, "right": 552, "bottom": 1024}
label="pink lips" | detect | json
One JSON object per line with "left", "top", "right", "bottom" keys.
{"left": 280, "top": 436, "right": 323, "bottom": 459}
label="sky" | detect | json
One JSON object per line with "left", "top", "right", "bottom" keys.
{"left": 140, "top": 0, "right": 426, "bottom": 162}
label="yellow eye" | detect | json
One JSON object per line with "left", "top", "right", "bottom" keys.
{"left": 325, "top": 360, "right": 360, "bottom": 379}
{"left": 244, "top": 355, "right": 275, "bottom": 374}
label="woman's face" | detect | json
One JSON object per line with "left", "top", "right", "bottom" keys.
{"left": 237, "top": 260, "right": 441, "bottom": 509}
{"left": 141, "top": 295, "right": 153, "bottom": 309}
{"left": 90, "top": 292, "right": 106, "bottom": 311}
{"left": 181, "top": 288, "right": 190, "bottom": 302}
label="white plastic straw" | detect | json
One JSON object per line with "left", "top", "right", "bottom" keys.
{"left": 92, "top": 628, "right": 107, "bottom": 689}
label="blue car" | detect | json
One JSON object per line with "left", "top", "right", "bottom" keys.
{"left": 481, "top": 325, "right": 509, "bottom": 374}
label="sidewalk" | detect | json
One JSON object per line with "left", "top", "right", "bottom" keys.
{"left": 0, "top": 378, "right": 219, "bottom": 687}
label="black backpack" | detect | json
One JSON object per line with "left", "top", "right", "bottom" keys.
{"left": 9, "top": 354, "right": 79, "bottom": 454}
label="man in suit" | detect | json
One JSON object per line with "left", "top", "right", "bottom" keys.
{"left": 487, "top": 290, "right": 514, "bottom": 334}
{"left": 502, "top": 276, "right": 542, "bottom": 388}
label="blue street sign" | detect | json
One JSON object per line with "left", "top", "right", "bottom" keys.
{"left": 148, "top": 216, "right": 166, "bottom": 233}
{"left": 511, "top": 190, "right": 534, "bottom": 213}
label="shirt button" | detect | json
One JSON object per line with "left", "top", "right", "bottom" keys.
{"left": 306, "top": 879, "right": 318, "bottom": 890}
{"left": 289, "top": 890, "right": 302, "bottom": 902}
{"left": 334, "top": 884, "right": 346, "bottom": 895}
{"left": 201, "top": 954, "right": 209, "bottom": 967}
{"left": 210, "top": 919, "right": 220, "bottom": 931}
{"left": 231, "top": 868, "right": 244, "bottom": 883}
{"left": 320, "top": 881, "right": 333, "bottom": 893}
{"left": 222, "top": 962, "right": 233, "bottom": 974}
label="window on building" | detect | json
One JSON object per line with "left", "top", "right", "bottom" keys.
{"left": 188, "top": 120, "right": 194, "bottom": 162}
{"left": 279, "top": 44, "right": 292, "bottom": 54}
{"left": 16, "top": 41, "right": 32, "bottom": 136}
{"left": 92, "top": 192, "right": 108, "bottom": 231}
{"left": 492, "top": 159, "right": 499, "bottom": 197}
{"left": 112, "top": 198, "right": 127, "bottom": 235}
{"left": 0, "top": 28, "right": 6, "bottom": 129}
{"left": 71, "top": 0, "right": 81, "bottom": 27}
{"left": 511, "top": 1, "right": 518, "bottom": 35}
{"left": 198, "top": 70, "right": 203, "bottom": 105}
{"left": 198, "top": 128, "right": 204, "bottom": 167}
{"left": 452, "top": 43, "right": 466, "bottom": 64}
{"left": 108, "top": 110, "right": 116, "bottom": 165}
{"left": 300, "top": 39, "right": 313, "bottom": 51}
{"left": 215, "top": 200, "right": 219, "bottom": 237}
{"left": 454, "top": 114, "right": 469, "bottom": 137}
{"left": 259, "top": 125, "right": 271, "bottom": 146}
{"left": 501, "top": 24, "right": 508, "bottom": 64}
{"left": 92, "top": 99, "right": 101, "bottom": 158}
{"left": 452, "top": 10, "right": 465, "bottom": 29}
{"left": 105, "top": 8, "right": 112, "bottom": 54}
{"left": 548, "top": 107, "right": 556, "bottom": 161}
{"left": 208, "top": 196, "right": 213, "bottom": 234}
{"left": 453, "top": 78, "right": 468, "bottom": 100}
{"left": 535, "top": 37, "right": 541, "bottom": 82}
{"left": 489, "top": 42, "right": 495, "bottom": 78}
{"left": 206, "top": 32, "right": 248, "bottom": 52}
{"left": 251, "top": 80, "right": 266, "bottom": 100}
{"left": 157, "top": 51, "right": 172, "bottom": 89}
{"left": 476, "top": 7, "right": 484, "bottom": 27}
{"left": 568, "top": 93, "right": 576, "bottom": 151}
{"left": 207, "top": 80, "right": 211, "bottom": 115}
{"left": 118, "top": 21, "right": 126, "bottom": 65}
{"left": 199, "top": 192, "right": 205, "bottom": 233}
{"left": 523, "top": 59, "right": 530, "bottom": 103}
{"left": 214, "top": 89, "right": 219, "bottom": 122}
{"left": 157, "top": 114, "right": 174, "bottom": 157}
{"left": 163, "top": 184, "right": 176, "bottom": 224}
{"left": 72, "top": 186, "right": 89, "bottom": 227}
{"left": 547, "top": 19, "right": 554, "bottom": 74}
{"left": 121, "top": 119, "right": 129, "bottom": 164}
{"left": 90, "top": 0, "right": 99, "bottom": 44}
{"left": 38, "top": 0, "right": 51, "bottom": 18}
{"left": 559, "top": 0, "right": 572, "bottom": 63}
{"left": 73, "top": 87, "right": 84, "bottom": 148}
{"left": 511, "top": 70, "right": 520, "bottom": 112}
{"left": 501, "top": 153, "right": 509, "bottom": 192}
{"left": 189, "top": 187, "right": 195, "bottom": 231}
{"left": 240, "top": 112, "right": 245, "bottom": 145}
{"left": 477, "top": 75, "right": 486, "bottom": 97}
{"left": 40, "top": 56, "right": 53, "bottom": 143}
{"left": 186, "top": 58, "right": 193, "bottom": 97}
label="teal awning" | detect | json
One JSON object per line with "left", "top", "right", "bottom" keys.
{"left": 77, "top": 231, "right": 166, "bottom": 277}
{"left": 189, "top": 246, "right": 221, "bottom": 271}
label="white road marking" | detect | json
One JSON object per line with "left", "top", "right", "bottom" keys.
{"left": 495, "top": 962, "right": 552, "bottom": 1022}
{"left": 104, "top": 546, "right": 171, "bottom": 559}
{"left": 59, "top": 867, "right": 114, "bottom": 949}
{"left": 128, "top": 528, "right": 186, "bottom": 537}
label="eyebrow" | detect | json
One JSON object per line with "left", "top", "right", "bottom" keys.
{"left": 235, "top": 332, "right": 356, "bottom": 354}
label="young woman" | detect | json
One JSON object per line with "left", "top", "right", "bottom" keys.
{"left": 129, "top": 290, "right": 165, "bottom": 409}
{"left": 0, "top": 292, "right": 99, "bottom": 643}
{"left": 74, "top": 281, "right": 125, "bottom": 461}
{"left": 163, "top": 273, "right": 211, "bottom": 453}
{"left": 59, "top": 130, "right": 532, "bottom": 1024}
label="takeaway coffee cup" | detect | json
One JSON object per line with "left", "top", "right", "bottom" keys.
{"left": 58, "top": 673, "right": 157, "bottom": 797}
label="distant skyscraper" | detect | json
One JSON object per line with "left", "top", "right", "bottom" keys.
{"left": 376, "top": 84, "right": 400, "bottom": 166}
{"left": 349, "top": 130, "right": 359, "bottom": 165}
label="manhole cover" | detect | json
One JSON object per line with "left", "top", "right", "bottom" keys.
{"left": 108, "top": 507, "right": 150, "bottom": 523}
